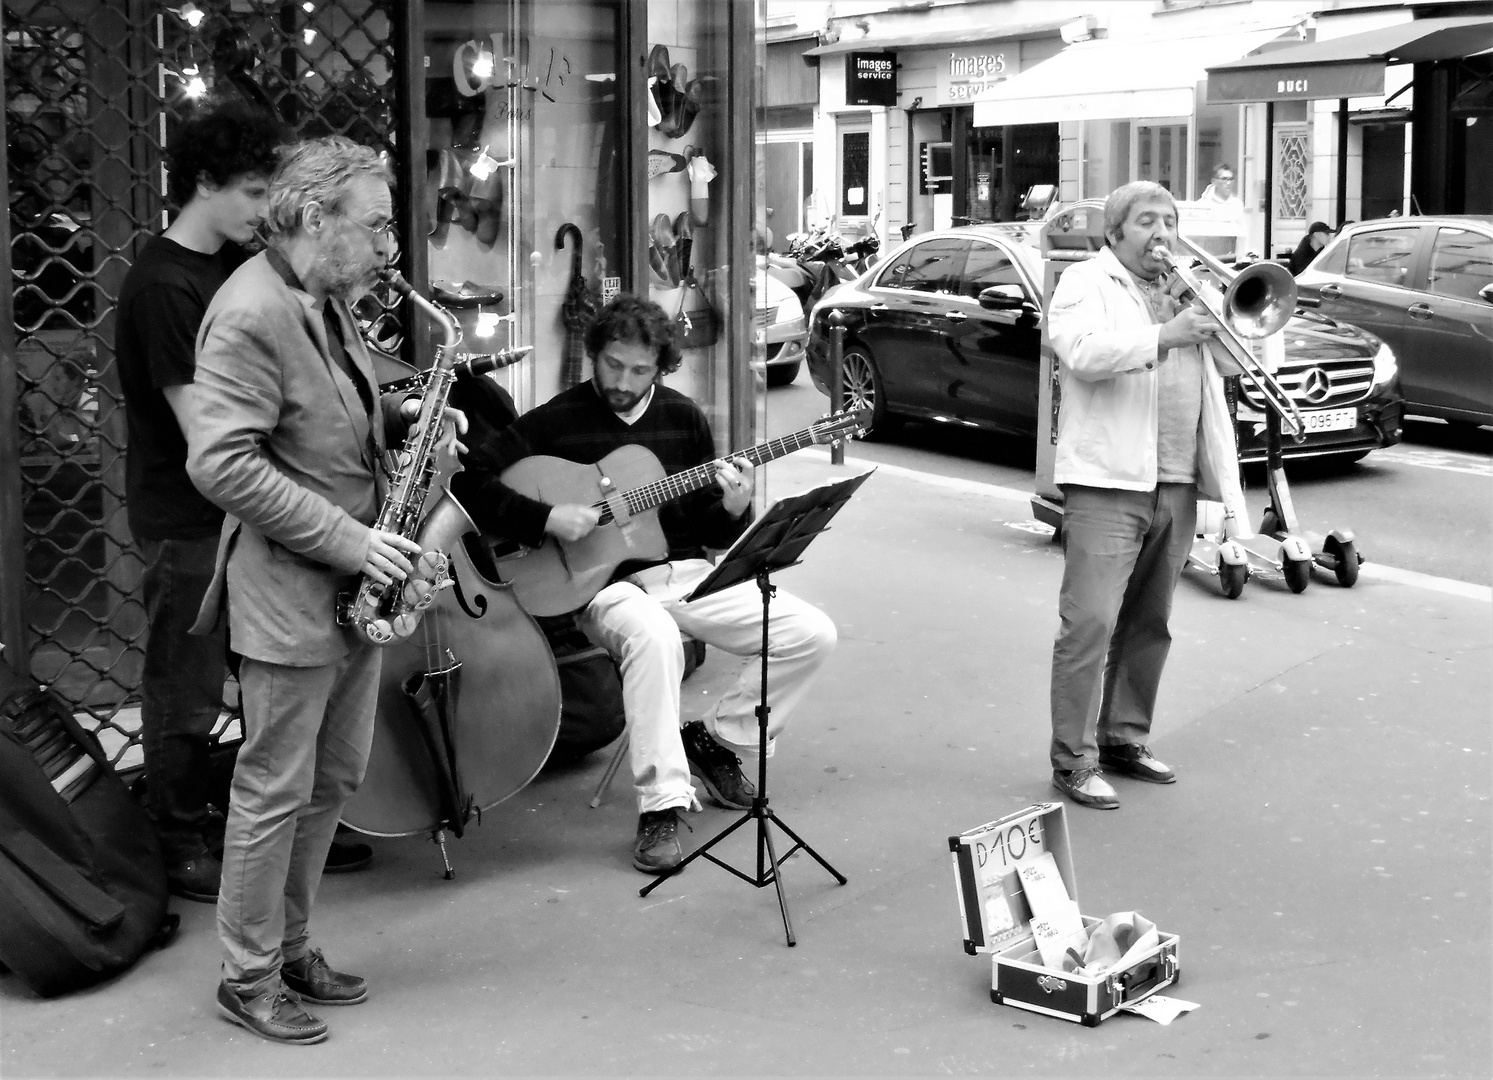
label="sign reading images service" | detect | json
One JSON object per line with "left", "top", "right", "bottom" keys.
{"left": 846, "top": 51, "right": 897, "bottom": 107}
{"left": 939, "top": 46, "right": 1008, "bottom": 104}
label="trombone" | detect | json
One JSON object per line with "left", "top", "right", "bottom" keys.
{"left": 1150, "top": 239, "right": 1306, "bottom": 441}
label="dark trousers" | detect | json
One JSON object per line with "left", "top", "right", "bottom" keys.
{"left": 139, "top": 535, "right": 228, "bottom": 862}
{"left": 1049, "top": 483, "right": 1196, "bottom": 772}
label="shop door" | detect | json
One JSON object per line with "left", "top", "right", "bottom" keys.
{"left": 2, "top": 0, "right": 404, "bottom": 757}
{"left": 960, "top": 128, "right": 1001, "bottom": 225}
{"left": 939, "top": 240, "right": 1042, "bottom": 435}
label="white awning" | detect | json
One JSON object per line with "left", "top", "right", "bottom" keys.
{"left": 972, "top": 25, "right": 1296, "bottom": 127}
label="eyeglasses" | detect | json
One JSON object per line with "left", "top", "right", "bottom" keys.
{"left": 338, "top": 211, "right": 400, "bottom": 262}
{"left": 1216, "top": 174, "right": 1235, "bottom": 183}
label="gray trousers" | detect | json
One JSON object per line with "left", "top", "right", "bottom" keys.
{"left": 1050, "top": 483, "right": 1196, "bottom": 773}
{"left": 217, "top": 643, "right": 379, "bottom": 993}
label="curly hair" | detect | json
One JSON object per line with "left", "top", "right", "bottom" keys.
{"left": 584, "top": 294, "right": 683, "bottom": 375}
{"left": 164, "top": 99, "right": 287, "bottom": 207}
{"left": 263, "top": 135, "right": 393, "bottom": 239}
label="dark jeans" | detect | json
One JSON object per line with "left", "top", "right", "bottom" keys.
{"left": 1049, "top": 483, "right": 1196, "bottom": 773}
{"left": 140, "top": 535, "right": 228, "bottom": 862}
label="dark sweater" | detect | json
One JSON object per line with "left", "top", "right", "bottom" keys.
{"left": 452, "top": 381, "right": 750, "bottom": 569}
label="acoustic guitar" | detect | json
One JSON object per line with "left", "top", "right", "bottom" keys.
{"left": 491, "top": 411, "right": 868, "bottom": 616}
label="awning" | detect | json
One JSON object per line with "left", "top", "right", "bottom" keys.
{"left": 802, "top": 18, "right": 1065, "bottom": 57}
{"left": 970, "top": 25, "right": 1294, "bottom": 127}
{"left": 1206, "top": 15, "right": 1493, "bottom": 103}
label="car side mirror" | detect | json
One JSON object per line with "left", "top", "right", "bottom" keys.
{"left": 978, "top": 286, "right": 1028, "bottom": 311}
{"left": 1480, "top": 283, "right": 1493, "bottom": 304}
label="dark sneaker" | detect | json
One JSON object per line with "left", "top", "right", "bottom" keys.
{"left": 1052, "top": 767, "right": 1120, "bottom": 810}
{"left": 681, "top": 720, "right": 755, "bottom": 810}
{"left": 1099, "top": 744, "right": 1176, "bottom": 784}
{"left": 216, "top": 981, "right": 328, "bottom": 1045}
{"left": 281, "top": 948, "right": 368, "bottom": 1006}
{"left": 633, "top": 809, "right": 687, "bottom": 874}
{"left": 323, "top": 839, "right": 373, "bottom": 874}
{"left": 167, "top": 853, "right": 222, "bottom": 904}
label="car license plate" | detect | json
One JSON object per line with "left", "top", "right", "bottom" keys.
{"left": 1298, "top": 407, "right": 1357, "bottom": 433}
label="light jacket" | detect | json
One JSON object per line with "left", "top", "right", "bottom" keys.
{"left": 185, "top": 252, "right": 404, "bottom": 666}
{"left": 1048, "top": 245, "right": 1252, "bottom": 539}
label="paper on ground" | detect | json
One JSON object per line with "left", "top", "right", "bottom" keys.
{"left": 1120, "top": 995, "right": 1200, "bottom": 1025}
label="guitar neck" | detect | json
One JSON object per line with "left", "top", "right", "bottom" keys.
{"left": 593, "top": 427, "right": 823, "bottom": 525}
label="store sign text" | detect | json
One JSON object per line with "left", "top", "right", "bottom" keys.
{"left": 944, "top": 49, "right": 1007, "bottom": 102}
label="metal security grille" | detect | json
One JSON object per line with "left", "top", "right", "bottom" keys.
{"left": 1274, "top": 124, "right": 1310, "bottom": 221}
{"left": 3, "top": 0, "right": 403, "bottom": 765}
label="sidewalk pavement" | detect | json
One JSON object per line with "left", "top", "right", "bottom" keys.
{"left": 4, "top": 451, "right": 1489, "bottom": 1078}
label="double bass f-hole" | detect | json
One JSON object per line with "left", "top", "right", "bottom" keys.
{"left": 448, "top": 559, "right": 488, "bottom": 620}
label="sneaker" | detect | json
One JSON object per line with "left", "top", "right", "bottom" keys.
{"left": 167, "top": 853, "right": 222, "bottom": 904}
{"left": 281, "top": 948, "right": 368, "bottom": 1006}
{"left": 633, "top": 809, "right": 686, "bottom": 874}
{"left": 1052, "top": 767, "right": 1120, "bottom": 810}
{"left": 216, "top": 980, "right": 328, "bottom": 1045}
{"left": 1099, "top": 744, "right": 1176, "bottom": 784}
{"left": 680, "top": 721, "right": 755, "bottom": 810}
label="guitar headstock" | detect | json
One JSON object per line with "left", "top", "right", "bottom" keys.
{"left": 809, "top": 409, "right": 872, "bottom": 444}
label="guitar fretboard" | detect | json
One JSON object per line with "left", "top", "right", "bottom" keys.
{"left": 592, "top": 425, "right": 832, "bottom": 526}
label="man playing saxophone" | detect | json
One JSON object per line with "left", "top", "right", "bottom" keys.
{"left": 184, "top": 135, "right": 462, "bottom": 1044}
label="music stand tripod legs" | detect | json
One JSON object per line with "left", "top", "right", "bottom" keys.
{"left": 638, "top": 471, "right": 869, "bottom": 946}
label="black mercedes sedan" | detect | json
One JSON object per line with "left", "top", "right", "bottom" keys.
{"left": 806, "top": 225, "right": 1404, "bottom": 464}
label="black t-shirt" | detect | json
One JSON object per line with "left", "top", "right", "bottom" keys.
{"left": 116, "top": 236, "right": 246, "bottom": 540}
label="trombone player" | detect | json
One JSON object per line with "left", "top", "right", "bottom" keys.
{"left": 1045, "top": 180, "right": 1249, "bottom": 810}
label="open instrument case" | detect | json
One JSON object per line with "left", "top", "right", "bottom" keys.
{"left": 949, "top": 802, "right": 1180, "bottom": 1026}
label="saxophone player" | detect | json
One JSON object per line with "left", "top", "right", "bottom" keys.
{"left": 184, "top": 135, "right": 463, "bottom": 1045}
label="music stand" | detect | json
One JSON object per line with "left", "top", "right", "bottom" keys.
{"left": 639, "top": 469, "right": 874, "bottom": 947}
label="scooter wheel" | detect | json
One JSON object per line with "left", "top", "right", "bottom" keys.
{"left": 1218, "top": 558, "right": 1249, "bottom": 600}
{"left": 1283, "top": 556, "right": 1311, "bottom": 594}
{"left": 1324, "top": 536, "right": 1359, "bottom": 588}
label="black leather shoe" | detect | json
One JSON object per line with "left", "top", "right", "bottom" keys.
{"left": 167, "top": 853, "right": 221, "bottom": 904}
{"left": 281, "top": 948, "right": 368, "bottom": 1006}
{"left": 323, "top": 840, "right": 372, "bottom": 874}
{"left": 1099, "top": 744, "right": 1176, "bottom": 784}
{"left": 217, "top": 981, "right": 328, "bottom": 1044}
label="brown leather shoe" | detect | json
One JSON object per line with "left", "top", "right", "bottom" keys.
{"left": 1052, "top": 767, "right": 1120, "bottom": 809}
{"left": 1099, "top": 744, "right": 1176, "bottom": 784}
{"left": 281, "top": 949, "right": 368, "bottom": 1006}
{"left": 217, "top": 981, "right": 327, "bottom": 1044}
{"left": 167, "top": 853, "right": 221, "bottom": 904}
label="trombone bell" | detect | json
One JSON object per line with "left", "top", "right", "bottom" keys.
{"left": 1221, "top": 261, "right": 1297, "bottom": 340}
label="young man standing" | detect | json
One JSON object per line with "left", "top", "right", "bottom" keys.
{"left": 116, "top": 100, "right": 286, "bottom": 902}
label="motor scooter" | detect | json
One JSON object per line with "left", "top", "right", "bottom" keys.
{"left": 765, "top": 224, "right": 881, "bottom": 317}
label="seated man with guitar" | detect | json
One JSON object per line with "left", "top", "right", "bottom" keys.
{"left": 452, "top": 294, "right": 838, "bottom": 873}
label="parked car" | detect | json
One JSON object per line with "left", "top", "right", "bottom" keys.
{"left": 754, "top": 258, "right": 808, "bottom": 386}
{"left": 1295, "top": 215, "right": 1493, "bottom": 427}
{"left": 806, "top": 225, "right": 1403, "bottom": 463}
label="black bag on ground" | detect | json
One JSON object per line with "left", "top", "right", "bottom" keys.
{"left": 536, "top": 613, "right": 627, "bottom": 767}
{"left": 0, "top": 674, "right": 176, "bottom": 998}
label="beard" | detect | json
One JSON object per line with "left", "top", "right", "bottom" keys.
{"left": 313, "top": 236, "right": 382, "bottom": 301}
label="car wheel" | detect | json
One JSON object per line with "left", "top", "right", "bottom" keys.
{"left": 766, "top": 360, "right": 800, "bottom": 388}
{"left": 840, "top": 345, "right": 899, "bottom": 438}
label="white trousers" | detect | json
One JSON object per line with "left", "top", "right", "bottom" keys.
{"left": 577, "top": 559, "right": 837, "bottom": 814}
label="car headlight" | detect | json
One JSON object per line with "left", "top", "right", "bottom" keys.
{"left": 1370, "top": 340, "right": 1397, "bottom": 392}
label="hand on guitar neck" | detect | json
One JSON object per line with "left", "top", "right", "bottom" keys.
{"left": 544, "top": 455, "right": 754, "bottom": 542}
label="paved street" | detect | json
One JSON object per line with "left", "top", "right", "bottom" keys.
{"left": 4, "top": 447, "right": 1488, "bottom": 1078}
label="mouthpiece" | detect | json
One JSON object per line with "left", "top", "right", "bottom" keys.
{"left": 381, "top": 269, "right": 416, "bottom": 298}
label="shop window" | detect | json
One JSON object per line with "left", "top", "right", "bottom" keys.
{"left": 841, "top": 129, "right": 870, "bottom": 216}
{"left": 1344, "top": 228, "right": 1418, "bottom": 288}
{"left": 1427, "top": 228, "right": 1493, "bottom": 302}
{"left": 1136, "top": 123, "right": 1187, "bottom": 195}
{"left": 876, "top": 238, "right": 964, "bottom": 294}
{"left": 1360, "top": 123, "right": 1406, "bottom": 220}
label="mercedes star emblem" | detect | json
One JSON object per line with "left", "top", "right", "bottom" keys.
{"left": 1301, "top": 367, "right": 1332, "bottom": 405}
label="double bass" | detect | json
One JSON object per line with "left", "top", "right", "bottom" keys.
{"left": 340, "top": 289, "right": 561, "bottom": 865}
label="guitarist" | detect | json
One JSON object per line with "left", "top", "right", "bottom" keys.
{"left": 452, "top": 294, "right": 837, "bottom": 874}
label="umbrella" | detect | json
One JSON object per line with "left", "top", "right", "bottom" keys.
{"left": 556, "top": 223, "right": 595, "bottom": 387}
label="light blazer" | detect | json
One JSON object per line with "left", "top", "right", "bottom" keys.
{"left": 186, "top": 251, "right": 403, "bottom": 666}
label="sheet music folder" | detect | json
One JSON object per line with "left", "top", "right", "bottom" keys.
{"left": 685, "top": 469, "right": 875, "bottom": 603}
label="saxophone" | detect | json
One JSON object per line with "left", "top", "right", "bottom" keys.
{"left": 340, "top": 271, "right": 474, "bottom": 646}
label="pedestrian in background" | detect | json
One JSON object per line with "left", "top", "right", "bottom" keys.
{"left": 116, "top": 99, "right": 285, "bottom": 903}
{"left": 1289, "top": 221, "right": 1335, "bottom": 275}
{"left": 1044, "top": 180, "right": 1248, "bottom": 810}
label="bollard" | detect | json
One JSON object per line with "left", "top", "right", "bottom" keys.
{"left": 828, "top": 311, "right": 846, "bottom": 465}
